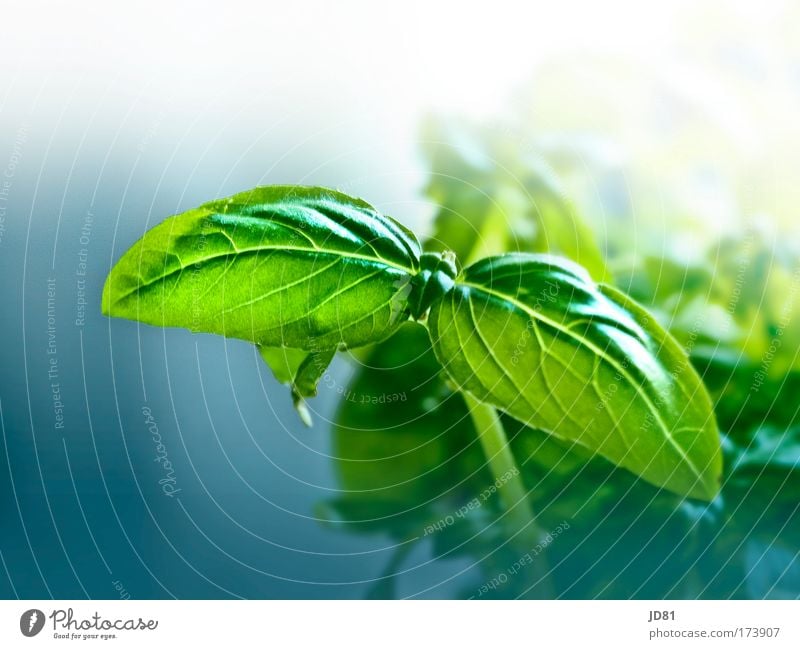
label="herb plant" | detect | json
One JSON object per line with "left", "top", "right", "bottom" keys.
{"left": 379, "top": 116, "right": 799, "bottom": 600}
{"left": 102, "top": 185, "right": 721, "bottom": 510}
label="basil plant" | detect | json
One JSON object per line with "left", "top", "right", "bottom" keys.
{"left": 103, "top": 186, "right": 721, "bottom": 501}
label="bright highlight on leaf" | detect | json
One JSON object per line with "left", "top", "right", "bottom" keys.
{"left": 103, "top": 185, "right": 722, "bottom": 499}
{"left": 101, "top": 185, "right": 421, "bottom": 349}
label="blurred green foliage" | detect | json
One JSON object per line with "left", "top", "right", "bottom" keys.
{"left": 420, "top": 116, "right": 609, "bottom": 279}
{"left": 625, "top": 231, "right": 800, "bottom": 378}
{"left": 320, "top": 115, "right": 800, "bottom": 599}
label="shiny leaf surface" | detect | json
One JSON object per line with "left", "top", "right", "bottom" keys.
{"left": 428, "top": 253, "right": 722, "bottom": 499}
{"left": 102, "top": 185, "right": 421, "bottom": 350}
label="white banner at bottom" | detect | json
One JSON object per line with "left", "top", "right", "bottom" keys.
{"left": 0, "top": 600, "right": 797, "bottom": 648}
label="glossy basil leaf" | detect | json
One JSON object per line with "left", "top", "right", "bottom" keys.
{"left": 428, "top": 253, "right": 722, "bottom": 500}
{"left": 102, "top": 185, "right": 420, "bottom": 350}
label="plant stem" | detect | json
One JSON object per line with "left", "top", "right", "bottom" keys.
{"left": 464, "top": 391, "right": 554, "bottom": 597}
{"left": 464, "top": 393, "right": 533, "bottom": 531}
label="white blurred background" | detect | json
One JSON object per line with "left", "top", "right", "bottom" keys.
{"left": 4, "top": 0, "right": 799, "bottom": 237}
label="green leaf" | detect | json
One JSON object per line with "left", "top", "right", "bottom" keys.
{"left": 258, "top": 345, "right": 336, "bottom": 426}
{"left": 427, "top": 253, "right": 722, "bottom": 500}
{"left": 102, "top": 185, "right": 420, "bottom": 351}
{"left": 258, "top": 346, "right": 309, "bottom": 385}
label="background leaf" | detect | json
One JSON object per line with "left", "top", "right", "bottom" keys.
{"left": 421, "top": 115, "right": 609, "bottom": 280}
{"left": 622, "top": 231, "right": 800, "bottom": 377}
{"left": 322, "top": 323, "right": 489, "bottom": 538}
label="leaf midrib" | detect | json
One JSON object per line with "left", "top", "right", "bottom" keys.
{"left": 112, "top": 244, "right": 416, "bottom": 306}
{"left": 459, "top": 279, "right": 705, "bottom": 486}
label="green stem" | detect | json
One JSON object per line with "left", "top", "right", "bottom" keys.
{"left": 464, "top": 393, "right": 533, "bottom": 531}
{"left": 464, "top": 392, "right": 554, "bottom": 597}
